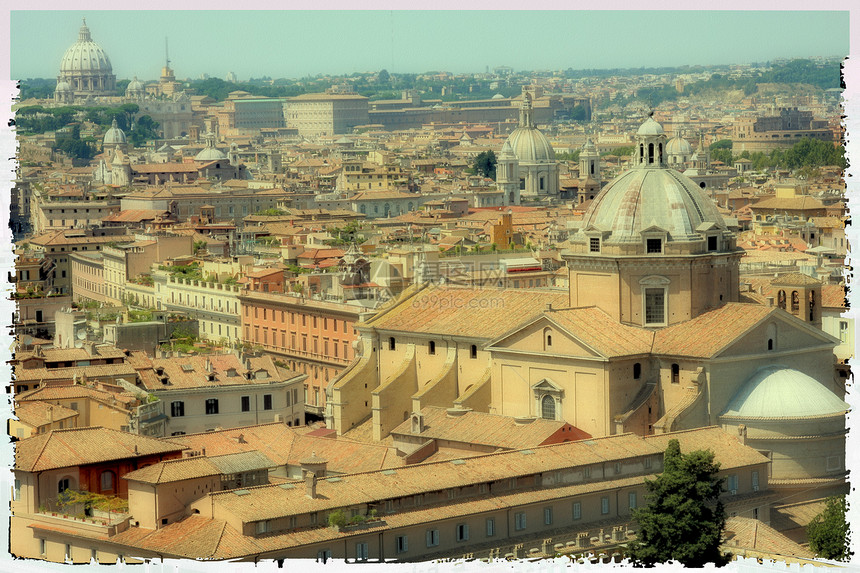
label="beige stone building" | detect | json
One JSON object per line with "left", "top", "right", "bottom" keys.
{"left": 284, "top": 92, "right": 370, "bottom": 137}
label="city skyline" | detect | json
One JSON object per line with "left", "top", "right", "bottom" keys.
{"left": 11, "top": 10, "right": 850, "bottom": 81}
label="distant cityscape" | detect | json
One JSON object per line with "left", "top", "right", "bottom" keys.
{"left": 7, "top": 16, "right": 850, "bottom": 567}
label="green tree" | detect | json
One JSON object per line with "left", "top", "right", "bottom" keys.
{"left": 629, "top": 439, "right": 730, "bottom": 567}
{"left": 472, "top": 150, "right": 497, "bottom": 180}
{"left": 807, "top": 496, "right": 851, "bottom": 561}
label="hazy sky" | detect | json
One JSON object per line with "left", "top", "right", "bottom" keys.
{"left": 10, "top": 10, "right": 851, "bottom": 81}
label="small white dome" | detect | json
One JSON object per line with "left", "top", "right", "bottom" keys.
{"left": 636, "top": 117, "right": 665, "bottom": 136}
{"left": 666, "top": 135, "right": 692, "bottom": 156}
{"left": 195, "top": 145, "right": 228, "bottom": 162}
{"left": 722, "top": 366, "right": 848, "bottom": 419}
{"left": 126, "top": 76, "right": 144, "bottom": 92}
{"left": 103, "top": 118, "right": 126, "bottom": 145}
{"left": 55, "top": 81, "right": 73, "bottom": 93}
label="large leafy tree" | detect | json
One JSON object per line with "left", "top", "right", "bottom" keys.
{"left": 472, "top": 150, "right": 497, "bottom": 180}
{"left": 629, "top": 439, "right": 730, "bottom": 567}
{"left": 807, "top": 496, "right": 851, "bottom": 561}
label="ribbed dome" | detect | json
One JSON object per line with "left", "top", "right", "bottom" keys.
{"left": 55, "top": 81, "right": 72, "bottom": 93}
{"left": 60, "top": 20, "right": 112, "bottom": 74}
{"left": 637, "top": 117, "right": 665, "bottom": 136}
{"left": 195, "top": 145, "right": 228, "bottom": 162}
{"left": 580, "top": 167, "right": 726, "bottom": 244}
{"left": 103, "top": 118, "right": 126, "bottom": 145}
{"left": 126, "top": 77, "right": 144, "bottom": 92}
{"left": 721, "top": 366, "right": 848, "bottom": 419}
{"left": 666, "top": 135, "right": 692, "bottom": 155}
{"left": 506, "top": 126, "right": 555, "bottom": 163}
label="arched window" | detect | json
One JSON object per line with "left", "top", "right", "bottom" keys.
{"left": 543, "top": 328, "right": 553, "bottom": 351}
{"left": 633, "top": 363, "right": 642, "bottom": 380}
{"left": 648, "top": 143, "right": 654, "bottom": 164}
{"left": 541, "top": 395, "right": 556, "bottom": 420}
{"left": 777, "top": 290, "right": 786, "bottom": 310}
{"left": 791, "top": 291, "right": 800, "bottom": 313}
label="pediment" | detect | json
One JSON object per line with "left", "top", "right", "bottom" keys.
{"left": 485, "top": 315, "right": 603, "bottom": 359}
{"left": 532, "top": 378, "right": 564, "bottom": 393}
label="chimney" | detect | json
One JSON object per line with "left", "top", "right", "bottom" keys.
{"left": 300, "top": 452, "right": 328, "bottom": 499}
{"left": 47, "top": 405, "right": 54, "bottom": 424}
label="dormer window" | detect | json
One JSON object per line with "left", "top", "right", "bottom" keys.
{"left": 589, "top": 237, "right": 600, "bottom": 253}
{"left": 646, "top": 239, "right": 662, "bottom": 254}
{"left": 707, "top": 235, "right": 718, "bottom": 251}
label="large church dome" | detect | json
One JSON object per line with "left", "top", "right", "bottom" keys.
{"left": 57, "top": 19, "right": 116, "bottom": 98}
{"left": 60, "top": 19, "right": 112, "bottom": 74}
{"left": 581, "top": 166, "right": 726, "bottom": 244}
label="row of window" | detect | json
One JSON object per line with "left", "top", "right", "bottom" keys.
{"left": 392, "top": 497, "right": 632, "bottom": 555}
{"left": 247, "top": 307, "right": 352, "bottom": 333}
{"left": 170, "top": 393, "right": 283, "bottom": 417}
{"left": 388, "top": 337, "right": 478, "bottom": 358}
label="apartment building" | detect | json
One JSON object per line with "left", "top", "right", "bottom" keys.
{"left": 239, "top": 289, "right": 363, "bottom": 416}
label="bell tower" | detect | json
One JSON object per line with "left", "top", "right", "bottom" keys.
{"left": 497, "top": 140, "right": 520, "bottom": 206}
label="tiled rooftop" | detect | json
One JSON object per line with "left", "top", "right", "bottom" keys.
{"left": 15, "top": 427, "right": 186, "bottom": 472}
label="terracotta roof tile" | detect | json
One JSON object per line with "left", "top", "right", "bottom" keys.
{"left": 13, "top": 400, "right": 79, "bottom": 428}
{"left": 390, "top": 406, "right": 589, "bottom": 448}
{"left": 15, "top": 427, "right": 186, "bottom": 472}
{"left": 544, "top": 307, "right": 655, "bottom": 357}
{"left": 652, "top": 303, "right": 778, "bottom": 358}
{"left": 368, "top": 285, "right": 568, "bottom": 340}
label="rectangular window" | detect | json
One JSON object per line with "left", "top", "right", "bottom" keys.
{"left": 629, "top": 492, "right": 637, "bottom": 510}
{"left": 263, "top": 394, "right": 273, "bottom": 410}
{"left": 752, "top": 471, "right": 760, "bottom": 491}
{"left": 572, "top": 502, "right": 582, "bottom": 520}
{"left": 839, "top": 321, "right": 849, "bottom": 343}
{"left": 601, "top": 497, "right": 610, "bottom": 514}
{"left": 707, "top": 235, "right": 718, "bottom": 251}
{"left": 171, "top": 401, "right": 184, "bottom": 417}
{"left": 396, "top": 535, "right": 408, "bottom": 554}
{"left": 241, "top": 396, "right": 250, "bottom": 412}
{"left": 426, "top": 529, "right": 439, "bottom": 547}
{"left": 486, "top": 518, "right": 496, "bottom": 537}
{"left": 589, "top": 237, "right": 600, "bottom": 252}
{"left": 13, "top": 479, "right": 20, "bottom": 501}
{"left": 514, "top": 512, "right": 527, "bottom": 531}
{"left": 205, "top": 398, "right": 219, "bottom": 415}
{"left": 544, "top": 507, "right": 553, "bottom": 525}
{"left": 614, "top": 462, "right": 622, "bottom": 474}
{"left": 646, "top": 238, "right": 662, "bottom": 253}
{"left": 645, "top": 288, "right": 665, "bottom": 325}
{"left": 727, "top": 474, "right": 739, "bottom": 493}
{"left": 40, "top": 539, "right": 46, "bottom": 556}
{"left": 356, "top": 542, "right": 368, "bottom": 561}
{"left": 255, "top": 520, "right": 270, "bottom": 534}
{"left": 456, "top": 524, "right": 469, "bottom": 542}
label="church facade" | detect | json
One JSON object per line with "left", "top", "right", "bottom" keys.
{"left": 327, "top": 118, "right": 847, "bottom": 500}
